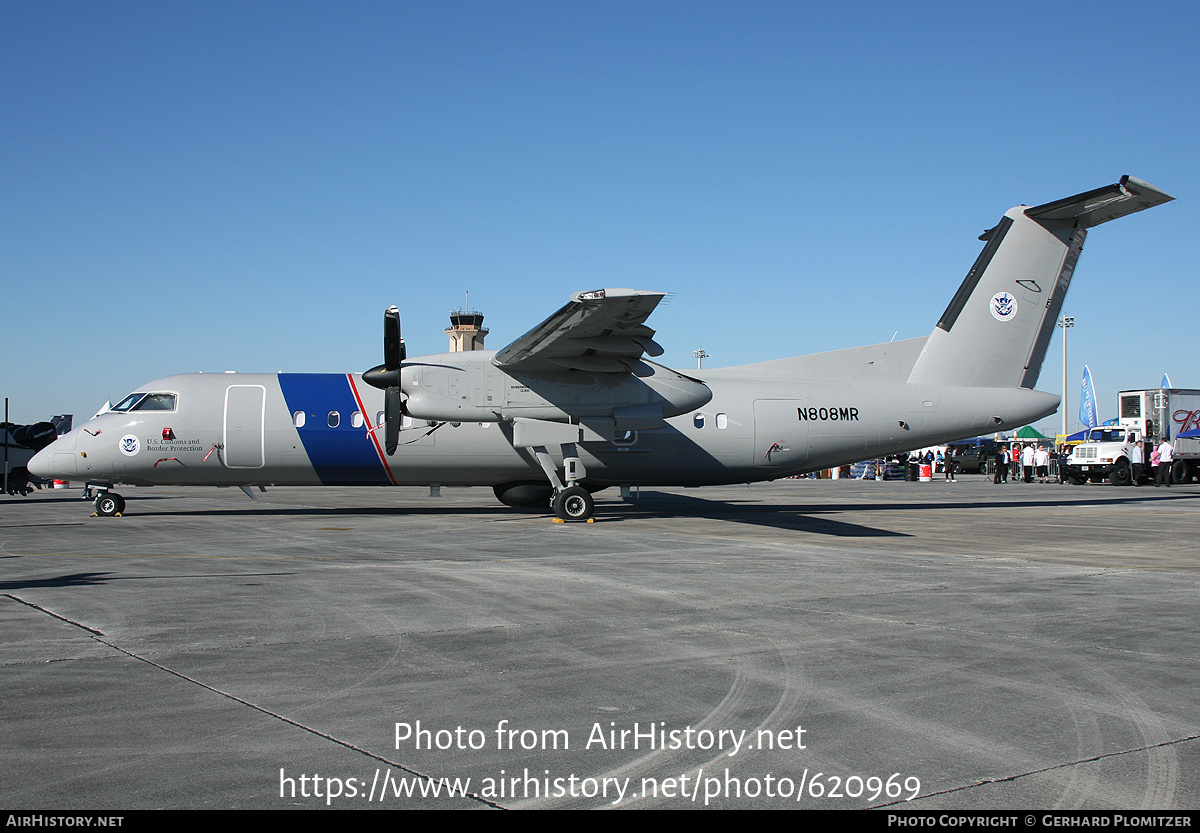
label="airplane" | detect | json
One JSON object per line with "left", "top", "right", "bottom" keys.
{"left": 29, "top": 175, "right": 1173, "bottom": 521}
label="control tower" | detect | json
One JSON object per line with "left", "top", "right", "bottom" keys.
{"left": 445, "top": 297, "right": 488, "bottom": 352}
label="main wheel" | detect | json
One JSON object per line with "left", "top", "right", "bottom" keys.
{"left": 95, "top": 493, "right": 125, "bottom": 517}
{"left": 553, "top": 486, "right": 594, "bottom": 522}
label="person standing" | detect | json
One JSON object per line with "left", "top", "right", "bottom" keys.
{"left": 1022, "top": 443, "right": 1035, "bottom": 483}
{"left": 994, "top": 445, "right": 1005, "bottom": 484}
{"left": 1156, "top": 438, "right": 1175, "bottom": 487}
{"left": 1131, "top": 440, "right": 1144, "bottom": 486}
{"left": 1035, "top": 445, "right": 1049, "bottom": 483}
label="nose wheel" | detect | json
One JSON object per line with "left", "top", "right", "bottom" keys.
{"left": 94, "top": 492, "right": 126, "bottom": 517}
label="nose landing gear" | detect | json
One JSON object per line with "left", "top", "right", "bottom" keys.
{"left": 93, "top": 491, "right": 126, "bottom": 517}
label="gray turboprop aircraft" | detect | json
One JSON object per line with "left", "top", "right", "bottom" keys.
{"left": 30, "top": 176, "right": 1173, "bottom": 521}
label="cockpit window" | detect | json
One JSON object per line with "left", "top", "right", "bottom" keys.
{"left": 135, "top": 393, "right": 177, "bottom": 411}
{"left": 112, "top": 393, "right": 147, "bottom": 412}
{"left": 111, "top": 392, "right": 177, "bottom": 412}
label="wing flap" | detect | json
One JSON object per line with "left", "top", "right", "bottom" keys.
{"left": 493, "top": 289, "right": 668, "bottom": 374}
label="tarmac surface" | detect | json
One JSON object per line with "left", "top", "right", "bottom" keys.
{"left": 2, "top": 476, "right": 1199, "bottom": 810}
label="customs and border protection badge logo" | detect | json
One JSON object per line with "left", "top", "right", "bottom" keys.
{"left": 119, "top": 434, "right": 140, "bottom": 456}
{"left": 990, "top": 291, "right": 1017, "bottom": 322}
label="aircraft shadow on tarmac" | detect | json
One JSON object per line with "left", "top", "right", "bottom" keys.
{"left": 0, "top": 571, "right": 294, "bottom": 593}
{"left": 0, "top": 571, "right": 115, "bottom": 591}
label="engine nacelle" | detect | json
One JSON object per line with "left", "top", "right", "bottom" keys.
{"left": 401, "top": 353, "right": 711, "bottom": 425}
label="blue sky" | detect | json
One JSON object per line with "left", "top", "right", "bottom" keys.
{"left": 3, "top": 1, "right": 1196, "bottom": 435}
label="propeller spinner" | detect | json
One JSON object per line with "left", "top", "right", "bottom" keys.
{"left": 362, "top": 306, "right": 406, "bottom": 455}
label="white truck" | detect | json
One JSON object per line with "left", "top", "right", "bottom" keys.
{"left": 1063, "top": 388, "right": 1200, "bottom": 485}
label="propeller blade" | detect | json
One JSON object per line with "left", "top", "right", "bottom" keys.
{"left": 384, "top": 305, "right": 406, "bottom": 368}
{"left": 384, "top": 387, "right": 401, "bottom": 456}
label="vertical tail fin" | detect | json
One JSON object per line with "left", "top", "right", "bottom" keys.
{"left": 907, "top": 176, "right": 1173, "bottom": 389}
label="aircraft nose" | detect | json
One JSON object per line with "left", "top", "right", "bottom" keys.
{"left": 28, "top": 437, "right": 71, "bottom": 479}
{"left": 28, "top": 444, "right": 55, "bottom": 478}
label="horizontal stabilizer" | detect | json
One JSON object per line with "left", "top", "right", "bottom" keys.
{"left": 1026, "top": 176, "right": 1173, "bottom": 229}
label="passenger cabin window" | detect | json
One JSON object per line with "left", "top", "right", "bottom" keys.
{"left": 351, "top": 411, "right": 364, "bottom": 428}
{"left": 293, "top": 411, "right": 306, "bottom": 428}
{"left": 327, "top": 411, "right": 340, "bottom": 428}
{"left": 716, "top": 413, "right": 729, "bottom": 429}
{"left": 693, "top": 414, "right": 705, "bottom": 429}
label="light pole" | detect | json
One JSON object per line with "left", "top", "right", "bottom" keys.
{"left": 693, "top": 348, "right": 709, "bottom": 369}
{"left": 1058, "top": 316, "right": 1074, "bottom": 439}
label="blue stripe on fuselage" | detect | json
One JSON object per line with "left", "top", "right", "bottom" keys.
{"left": 278, "top": 373, "right": 390, "bottom": 485}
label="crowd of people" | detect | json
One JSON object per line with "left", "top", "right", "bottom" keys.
{"left": 901, "top": 437, "right": 1180, "bottom": 486}
{"left": 989, "top": 439, "right": 1177, "bottom": 486}
{"left": 991, "top": 443, "right": 1057, "bottom": 484}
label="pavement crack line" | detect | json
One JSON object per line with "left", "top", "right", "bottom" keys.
{"left": 5, "top": 593, "right": 504, "bottom": 809}
{"left": 4, "top": 593, "right": 105, "bottom": 636}
{"left": 877, "top": 733, "right": 1200, "bottom": 808}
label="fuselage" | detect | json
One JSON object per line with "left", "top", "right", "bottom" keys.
{"left": 29, "top": 354, "right": 1059, "bottom": 490}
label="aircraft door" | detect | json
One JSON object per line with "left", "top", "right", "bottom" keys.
{"left": 753, "top": 400, "right": 809, "bottom": 470}
{"left": 223, "top": 385, "right": 265, "bottom": 468}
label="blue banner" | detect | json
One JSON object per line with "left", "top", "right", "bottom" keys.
{"left": 1079, "top": 365, "right": 1098, "bottom": 429}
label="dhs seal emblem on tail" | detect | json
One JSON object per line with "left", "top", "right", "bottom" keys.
{"left": 990, "top": 291, "right": 1017, "bottom": 322}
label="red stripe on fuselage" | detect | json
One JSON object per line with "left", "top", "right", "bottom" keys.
{"left": 346, "top": 373, "right": 397, "bottom": 485}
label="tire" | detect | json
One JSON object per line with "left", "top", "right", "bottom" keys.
{"left": 96, "top": 493, "right": 125, "bottom": 516}
{"left": 1109, "top": 459, "right": 1132, "bottom": 487}
{"left": 1171, "top": 460, "right": 1190, "bottom": 484}
{"left": 553, "top": 486, "right": 594, "bottom": 521}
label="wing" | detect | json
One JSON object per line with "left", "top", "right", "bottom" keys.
{"left": 492, "top": 288, "right": 667, "bottom": 375}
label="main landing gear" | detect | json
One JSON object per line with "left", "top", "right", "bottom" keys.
{"left": 528, "top": 441, "right": 597, "bottom": 522}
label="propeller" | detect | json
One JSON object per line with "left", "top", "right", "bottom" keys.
{"left": 362, "top": 306, "right": 406, "bottom": 455}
